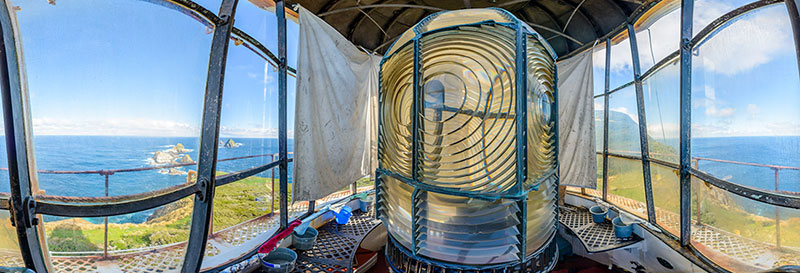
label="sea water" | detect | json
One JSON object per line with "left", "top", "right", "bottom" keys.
{"left": 0, "top": 135, "right": 795, "bottom": 223}
{"left": 0, "top": 135, "right": 294, "bottom": 224}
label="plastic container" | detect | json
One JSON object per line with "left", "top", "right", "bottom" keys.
{"left": 260, "top": 247, "right": 297, "bottom": 273}
{"left": 359, "top": 198, "right": 370, "bottom": 212}
{"left": 589, "top": 205, "right": 607, "bottom": 223}
{"left": 612, "top": 216, "right": 633, "bottom": 238}
{"left": 335, "top": 206, "right": 353, "bottom": 225}
{"left": 292, "top": 227, "right": 318, "bottom": 251}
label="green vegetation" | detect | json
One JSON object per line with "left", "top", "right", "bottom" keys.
{"left": 597, "top": 109, "right": 800, "bottom": 248}
{"left": 43, "top": 173, "right": 367, "bottom": 253}
{"left": 44, "top": 173, "right": 282, "bottom": 252}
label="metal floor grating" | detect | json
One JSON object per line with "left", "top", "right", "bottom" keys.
{"left": 294, "top": 207, "right": 381, "bottom": 273}
{"left": 559, "top": 206, "right": 641, "bottom": 253}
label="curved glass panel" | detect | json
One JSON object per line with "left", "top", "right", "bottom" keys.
{"left": 642, "top": 59, "right": 680, "bottom": 163}
{"left": 691, "top": 4, "right": 800, "bottom": 193}
{"left": 589, "top": 97, "right": 604, "bottom": 197}
{"left": 607, "top": 86, "right": 641, "bottom": 156}
{"left": 0, "top": 211, "right": 23, "bottom": 267}
{"left": 202, "top": 39, "right": 282, "bottom": 266}
{"left": 608, "top": 34, "right": 634, "bottom": 89}
{"left": 650, "top": 163, "right": 679, "bottom": 236}
{"left": 234, "top": 1, "right": 300, "bottom": 69}
{"left": 634, "top": 7, "right": 679, "bottom": 72}
{"left": 14, "top": 0, "right": 211, "bottom": 201}
{"left": 42, "top": 198, "right": 193, "bottom": 272}
{"left": 418, "top": 24, "right": 518, "bottom": 193}
{"left": 592, "top": 43, "right": 607, "bottom": 96}
{"left": 691, "top": 176, "right": 800, "bottom": 271}
{"left": 606, "top": 156, "right": 647, "bottom": 219}
{"left": 692, "top": 0, "right": 760, "bottom": 36}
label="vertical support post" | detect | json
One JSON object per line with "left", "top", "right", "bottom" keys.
{"left": 694, "top": 159, "right": 701, "bottom": 226}
{"left": 515, "top": 23, "right": 528, "bottom": 194}
{"left": 627, "top": 24, "right": 656, "bottom": 223}
{"left": 785, "top": 0, "right": 800, "bottom": 80}
{"left": 277, "top": 0, "right": 289, "bottom": 230}
{"left": 679, "top": 0, "right": 694, "bottom": 247}
{"left": 774, "top": 168, "right": 781, "bottom": 248}
{"left": 104, "top": 173, "right": 109, "bottom": 259}
{"left": 181, "top": 1, "right": 238, "bottom": 271}
{"left": 410, "top": 36, "right": 421, "bottom": 256}
{"left": 602, "top": 39, "right": 610, "bottom": 201}
{"left": 350, "top": 182, "right": 357, "bottom": 195}
{"left": 0, "top": 4, "right": 49, "bottom": 271}
{"left": 271, "top": 153, "right": 276, "bottom": 214}
{"left": 514, "top": 25, "right": 528, "bottom": 263}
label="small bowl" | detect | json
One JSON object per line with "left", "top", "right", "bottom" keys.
{"left": 292, "top": 227, "right": 318, "bottom": 251}
{"left": 589, "top": 205, "right": 607, "bottom": 223}
{"left": 261, "top": 247, "right": 297, "bottom": 273}
{"left": 612, "top": 216, "right": 633, "bottom": 238}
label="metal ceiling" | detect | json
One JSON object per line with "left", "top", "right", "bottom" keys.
{"left": 287, "top": 0, "right": 651, "bottom": 57}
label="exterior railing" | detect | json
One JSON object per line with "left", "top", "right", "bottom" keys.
{"left": 2, "top": 152, "right": 288, "bottom": 259}
{"left": 692, "top": 157, "right": 800, "bottom": 249}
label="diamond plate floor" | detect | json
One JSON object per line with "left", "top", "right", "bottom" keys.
{"left": 559, "top": 206, "right": 642, "bottom": 253}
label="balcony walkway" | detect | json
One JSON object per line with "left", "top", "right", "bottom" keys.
{"left": 581, "top": 189, "right": 800, "bottom": 270}
{"left": 12, "top": 189, "right": 357, "bottom": 273}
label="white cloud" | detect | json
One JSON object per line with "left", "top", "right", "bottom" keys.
{"left": 694, "top": 4, "right": 791, "bottom": 75}
{"left": 609, "top": 106, "right": 639, "bottom": 124}
{"left": 593, "top": 1, "right": 790, "bottom": 77}
{"left": 701, "top": 85, "right": 736, "bottom": 118}
{"left": 219, "top": 125, "right": 292, "bottom": 138}
{"left": 33, "top": 118, "right": 200, "bottom": 136}
{"left": 647, "top": 122, "right": 680, "bottom": 139}
{"left": 746, "top": 104, "right": 760, "bottom": 116}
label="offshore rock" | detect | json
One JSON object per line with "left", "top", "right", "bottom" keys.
{"left": 179, "top": 154, "right": 195, "bottom": 164}
{"left": 224, "top": 138, "right": 242, "bottom": 148}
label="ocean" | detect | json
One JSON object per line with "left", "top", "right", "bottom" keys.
{"left": 0, "top": 135, "right": 795, "bottom": 223}
{"left": 0, "top": 135, "right": 294, "bottom": 223}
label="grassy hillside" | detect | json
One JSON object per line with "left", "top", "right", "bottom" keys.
{"left": 44, "top": 173, "right": 283, "bottom": 252}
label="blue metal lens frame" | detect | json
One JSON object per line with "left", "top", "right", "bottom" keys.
{"left": 375, "top": 11, "right": 559, "bottom": 270}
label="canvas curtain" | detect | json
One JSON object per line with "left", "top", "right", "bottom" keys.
{"left": 557, "top": 50, "right": 597, "bottom": 188}
{"left": 292, "top": 6, "right": 381, "bottom": 201}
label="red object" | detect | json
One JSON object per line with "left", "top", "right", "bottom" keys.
{"left": 258, "top": 220, "right": 302, "bottom": 254}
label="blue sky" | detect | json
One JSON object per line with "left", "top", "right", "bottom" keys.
{"left": 14, "top": 0, "right": 298, "bottom": 138}
{"left": 593, "top": 0, "right": 800, "bottom": 139}
{"left": 8, "top": 0, "right": 800, "bottom": 140}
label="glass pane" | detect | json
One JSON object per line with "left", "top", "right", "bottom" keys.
{"left": 691, "top": 176, "right": 800, "bottom": 271}
{"left": 606, "top": 156, "right": 647, "bottom": 219}
{"left": 588, "top": 97, "right": 604, "bottom": 197}
{"left": 44, "top": 198, "right": 193, "bottom": 272}
{"left": 634, "top": 8, "right": 679, "bottom": 72}
{"left": 0, "top": 211, "right": 24, "bottom": 267}
{"left": 234, "top": 1, "right": 300, "bottom": 69}
{"left": 608, "top": 86, "right": 641, "bottom": 156}
{"left": 593, "top": 43, "right": 607, "bottom": 96}
{"left": 650, "top": 163, "right": 679, "bottom": 236}
{"left": 217, "top": 40, "right": 278, "bottom": 174}
{"left": 691, "top": 4, "right": 800, "bottom": 193}
{"left": 693, "top": 0, "right": 758, "bottom": 36}
{"left": 609, "top": 34, "right": 634, "bottom": 89}
{"left": 15, "top": 0, "right": 211, "bottom": 198}
{"left": 642, "top": 60, "right": 680, "bottom": 163}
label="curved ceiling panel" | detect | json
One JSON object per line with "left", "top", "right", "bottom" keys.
{"left": 289, "top": 0, "right": 649, "bottom": 57}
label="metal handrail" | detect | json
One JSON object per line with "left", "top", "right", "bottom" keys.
{"left": 1, "top": 152, "right": 291, "bottom": 259}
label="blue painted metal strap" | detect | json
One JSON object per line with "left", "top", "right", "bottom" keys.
{"left": 515, "top": 24, "right": 528, "bottom": 195}
{"left": 627, "top": 24, "right": 656, "bottom": 224}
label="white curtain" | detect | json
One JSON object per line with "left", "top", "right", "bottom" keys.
{"left": 557, "top": 50, "right": 597, "bottom": 188}
{"left": 292, "top": 6, "right": 381, "bottom": 201}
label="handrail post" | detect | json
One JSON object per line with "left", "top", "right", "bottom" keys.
{"left": 679, "top": 0, "right": 694, "bottom": 246}
{"left": 104, "top": 172, "right": 109, "bottom": 259}
{"left": 694, "top": 158, "right": 700, "bottom": 226}
{"left": 774, "top": 168, "right": 781, "bottom": 249}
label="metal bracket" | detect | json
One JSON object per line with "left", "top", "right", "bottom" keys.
{"left": 22, "top": 197, "right": 37, "bottom": 228}
{"left": 197, "top": 178, "right": 210, "bottom": 202}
